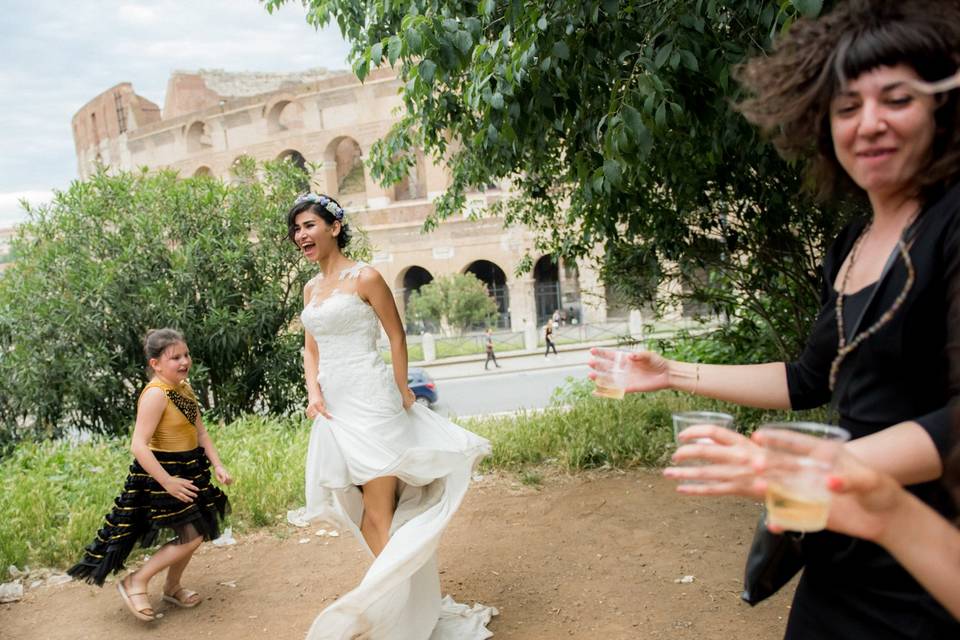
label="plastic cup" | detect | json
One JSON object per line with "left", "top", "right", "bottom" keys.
{"left": 671, "top": 411, "right": 734, "bottom": 484}
{"left": 757, "top": 422, "right": 851, "bottom": 533}
{"left": 593, "top": 349, "right": 630, "bottom": 400}
{"left": 672, "top": 411, "right": 734, "bottom": 444}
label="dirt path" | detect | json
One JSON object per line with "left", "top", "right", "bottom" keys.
{"left": 0, "top": 470, "right": 795, "bottom": 640}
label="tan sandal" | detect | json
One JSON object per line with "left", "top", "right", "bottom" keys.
{"left": 117, "top": 577, "right": 155, "bottom": 621}
{"left": 162, "top": 585, "right": 201, "bottom": 608}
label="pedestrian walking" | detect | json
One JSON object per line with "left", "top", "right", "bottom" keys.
{"left": 544, "top": 320, "right": 558, "bottom": 356}
{"left": 484, "top": 328, "right": 501, "bottom": 370}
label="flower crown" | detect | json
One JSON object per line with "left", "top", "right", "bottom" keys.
{"left": 295, "top": 193, "right": 345, "bottom": 221}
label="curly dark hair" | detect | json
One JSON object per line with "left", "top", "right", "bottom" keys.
{"left": 286, "top": 194, "right": 351, "bottom": 250}
{"left": 735, "top": 0, "right": 960, "bottom": 201}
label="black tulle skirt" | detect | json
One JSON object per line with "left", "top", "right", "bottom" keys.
{"left": 67, "top": 447, "right": 229, "bottom": 586}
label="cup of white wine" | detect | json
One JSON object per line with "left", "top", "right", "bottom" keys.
{"left": 593, "top": 349, "right": 630, "bottom": 399}
{"left": 758, "top": 422, "right": 851, "bottom": 533}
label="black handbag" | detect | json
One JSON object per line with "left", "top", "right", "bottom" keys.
{"left": 740, "top": 510, "right": 805, "bottom": 606}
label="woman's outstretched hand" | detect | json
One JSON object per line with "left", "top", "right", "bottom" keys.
{"left": 306, "top": 392, "right": 332, "bottom": 420}
{"left": 588, "top": 347, "right": 672, "bottom": 393}
{"left": 663, "top": 424, "right": 766, "bottom": 497}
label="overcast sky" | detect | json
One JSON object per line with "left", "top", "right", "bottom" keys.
{"left": 0, "top": 1, "right": 351, "bottom": 226}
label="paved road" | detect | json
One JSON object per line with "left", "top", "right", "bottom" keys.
{"left": 429, "top": 363, "right": 589, "bottom": 418}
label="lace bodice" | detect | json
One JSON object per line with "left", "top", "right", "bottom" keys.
{"left": 300, "top": 263, "right": 380, "bottom": 363}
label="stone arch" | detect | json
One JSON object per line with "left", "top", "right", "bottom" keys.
{"left": 396, "top": 265, "right": 434, "bottom": 307}
{"left": 277, "top": 149, "right": 310, "bottom": 192}
{"left": 396, "top": 265, "right": 435, "bottom": 334}
{"left": 230, "top": 154, "right": 255, "bottom": 183}
{"left": 324, "top": 136, "right": 366, "bottom": 200}
{"left": 533, "top": 254, "right": 561, "bottom": 325}
{"left": 393, "top": 149, "right": 427, "bottom": 201}
{"left": 185, "top": 120, "right": 211, "bottom": 153}
{"left": 463, "top": 259, "right": 510, "bottom": 329}
{"left": 265, "top": 95, "right": 305, "bottom": 133}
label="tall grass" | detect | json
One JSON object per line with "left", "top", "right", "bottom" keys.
{"left": 465, "top": 378, "right": 825, "bottom": 471}
{"left": 0, "top": 386, "right": 823, "bottom": 579}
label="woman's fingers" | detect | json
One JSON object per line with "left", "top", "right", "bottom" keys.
{"left": 673, "top": 477, "right": 767, "bottom": 498}
{"left": 587, "top": 358, "right": 613, "bottom": 373}
{"left": 677, "top": 424, "right": 748, "bottom": 447}
{"left": 671, "top": 441, "right": 754, "bottom": 466}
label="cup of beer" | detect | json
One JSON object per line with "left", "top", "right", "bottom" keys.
{"left": 593, "top": 349, "right": 630, "bottom": 399}
{"left": 672, "top": 411, "right": 734, "bottom": 444}
{"left": 671, "top": 411, "right": 734, "bottom": 484}
{"left": 757, "top": 422, "right": 851, "bottom": 533}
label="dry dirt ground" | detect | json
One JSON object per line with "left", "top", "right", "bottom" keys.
{"left": 0, "top": 469, "right": 796, "bottom": 640}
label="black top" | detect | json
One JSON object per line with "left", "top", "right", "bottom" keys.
{"left": 782, "top": 182, "right": 960, "bottom": 638}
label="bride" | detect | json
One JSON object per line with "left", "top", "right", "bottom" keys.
{"left": 285, "top": 193, "right": 497, "bottom": 640}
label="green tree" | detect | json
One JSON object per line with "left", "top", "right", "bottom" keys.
{"left": 266, "top": 0, "right": 853, "bottom": 360}
{"left": 0, "top": 158, "right": 370, "bottom": 443}
{"left": 405, "top": 273, "right": 498, "bottom": 335}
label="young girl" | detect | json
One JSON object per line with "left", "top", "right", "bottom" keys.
{"left": 68, "top": 328, "right": 231, "bottom": 622}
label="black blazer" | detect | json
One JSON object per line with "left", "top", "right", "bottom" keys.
{"left": 787, "top": 181, "right": 960, "bottom": 462}
{"left": 781, "top": 182, "right": 960, "bottom": 638}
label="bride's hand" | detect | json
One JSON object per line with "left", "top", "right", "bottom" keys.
{"left": 588, "top": 348, "right": 672, "bottom": 393}
{"left": 400, "top": 386, "right": 416, "bottom": 410}
{"left": 306, "top": 392, "right": 331, "bottom": 419}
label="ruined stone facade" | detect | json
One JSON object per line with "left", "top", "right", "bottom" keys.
{"left": 73, "top": 68, "right": 627, "bottom": 331}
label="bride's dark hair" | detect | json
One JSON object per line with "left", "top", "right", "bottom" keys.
{"left": 286, "top": 193, "right": 352, "bottom": 250}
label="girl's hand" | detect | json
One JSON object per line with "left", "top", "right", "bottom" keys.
{"left": 588, "top": 348, "right": 671, "bottom": 393}
{"left": 162, "top": 476, "right": 199, "bottom": 503}
{"left": 306, "top": 392, "right": 331, "bottom": 420}
{"left": 401, "top": 386, "right": 416, "bottom": 410}
{"left": 214, "top": 465, "right": 233, "bottom": 485}
{"left": 663, "top": 424, "right": 766, "bottom": 497}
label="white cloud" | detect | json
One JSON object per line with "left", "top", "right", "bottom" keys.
{"left": 117, "top": 4, "right": 159, "bottom": 26}
{"left": 0, "top": 1, "right": 353, "bottom": 196}
{"left": 0, "top": 191, "right": 53, "bottom": 226}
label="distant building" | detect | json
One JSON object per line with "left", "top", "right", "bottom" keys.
{"left": 0, "top": 226, "right": 14, "bottom": 271}
{"left": 73, "top": 67, "right": 631, "bottom": 330}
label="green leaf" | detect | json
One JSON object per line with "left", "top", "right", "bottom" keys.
{"left": 591, "top": 172, "right": 604, "bottom": 193}
{"left": 792, "top": 0, "right": 823, "bottom": 18}
{"left": 537, "top": 15, "right": 548, "bottom": 31}
{"left": 489, "top": 92, "right": 505, "bottom": 110}
{"left": 387, "top": 36, "right": 402, "bottom": 66}
{"left": 654, "top": 42, "right": 673, "bottom": 69}
{"left": 369, "top": 42, "right": 383, "bottom": 64}
{"left": 602, "top": 159, "right": 622, "bottom": 187}
{"left": 406, "top": 28, "right": 422, "bottom": 54}
{"left": 679, "top": 50, "right": 698, "bottom": 72}
{"left": 622, "top": 104, "right": 646, "bottom": 141}
{"left": 419, "top": 59, "right": 437, "bottom": 83}
{"left": 479, "top": 0, "right": 495, "bottom": 17}
{"left": 552, "top": 41, "right": 570, "bottom": 60}
{"left": 453, "top": 30, "right": 473, "bottom": 54}
{"left": 655, "top": 102, "right": 667, "bottom": 128}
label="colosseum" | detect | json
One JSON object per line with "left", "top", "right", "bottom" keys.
{"left": 71, "top": 67, "right": 634, "bottom": 334}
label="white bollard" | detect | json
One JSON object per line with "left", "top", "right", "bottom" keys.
{"left": 523, "top": 324, "right": 538, "bottom": 351}
{"left": 422, "top": 332, "right": 437, "bottom": 362}
{"left": 629, "top": 309, "right": 645, "bottom": 343}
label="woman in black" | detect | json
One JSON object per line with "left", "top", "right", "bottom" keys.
{"left": 591, "top": 1, "right": 960, "bottom": 638}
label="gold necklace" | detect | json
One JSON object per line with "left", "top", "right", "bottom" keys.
{"left": 829, "top": 222, "right": 917, "bottom": 391}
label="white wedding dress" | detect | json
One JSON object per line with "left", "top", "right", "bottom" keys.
{"left": 288, "top": 264, "right": 496, "bottom": 640}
